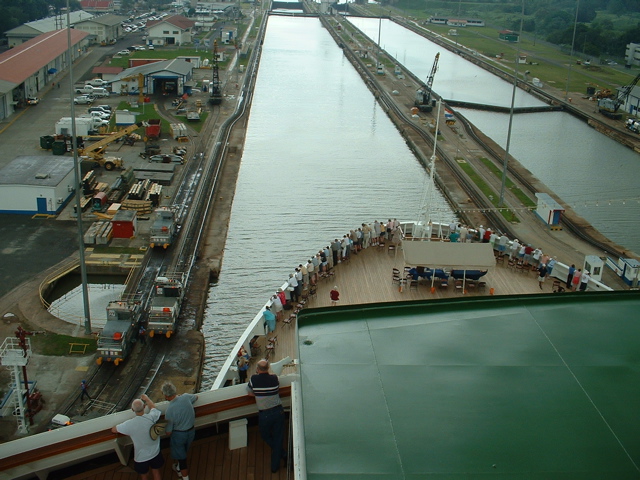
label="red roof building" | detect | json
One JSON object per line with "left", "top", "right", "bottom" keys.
{"left": 79, "top": 0, "right": 115, "bottom": 12}
{"left": 0, "top": 29, "right": 90, "bottom": 118}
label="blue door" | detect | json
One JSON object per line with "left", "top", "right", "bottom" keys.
{"left": 37, "top": 197, "right": 47, "bottom": 214}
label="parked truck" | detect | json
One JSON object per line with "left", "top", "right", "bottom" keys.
{"left": 74, "top": 85, "right": 109, "bottom": 97}
{"left": 147, "top": 273, "right": 186, "bottom": 338}
{"left": 55, "top": 117, "right": 108, "bottom": 136}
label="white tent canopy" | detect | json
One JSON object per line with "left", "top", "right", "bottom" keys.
{"left": 402, "top": 241, "right": 496, "bottom": 270}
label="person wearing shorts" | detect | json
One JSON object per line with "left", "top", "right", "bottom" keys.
{"left": 112, "top": 394, "right": 164, "bottom": 480}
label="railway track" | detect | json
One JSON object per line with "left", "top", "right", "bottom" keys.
{"left": 326, "top": 14, "right": 627, "bottom": 260}
{"left": 59, "top": 14, "right": 269, "bottom": 422}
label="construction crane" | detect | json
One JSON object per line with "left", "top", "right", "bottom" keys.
{"left": 209, "top": 40, "right": 223, "bottom": 105}
{"left": 415, "top": 52, "right": 440, "bottom": 113}
{"left": 597, "top": 72, "right": 640, "bottom": 120}
{"left": 78, "top": 122, "right": 143, "bottom": 170}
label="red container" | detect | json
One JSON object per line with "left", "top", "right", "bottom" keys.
{"left": 111, "top": 210, "right": 137, "bottom": 238}
{"left": 145, "top": 118, "right": 161, "bottom": 139}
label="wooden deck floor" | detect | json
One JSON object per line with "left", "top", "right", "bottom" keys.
{"left": 250, "top": 242, "right": 546, "bottom": 379}
{"left": 64, "top": 242, "right": 547, "bottom": 480}
{"left": 60, "top": 422, "right": 292, "bottom": 480}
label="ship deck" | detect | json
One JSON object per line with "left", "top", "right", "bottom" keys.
{"left": 250, "top": 243, "right": 551, "bottom": 379}
{"left": 59, "top": 422, "right": 292, "bottom": 480}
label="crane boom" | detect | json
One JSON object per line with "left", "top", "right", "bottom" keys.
{"left": 598, "top": 72, "right": 640, "bottom": 119}
{"left": 415, "top": 52, "right": 440, "bottom": 113}
{"left": 78, "top": 122, "right": 143, "bottom": 170}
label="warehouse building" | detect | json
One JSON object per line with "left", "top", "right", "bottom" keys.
{"left": 0, "top": 156, "right": 76, "bottom": 215}
{"left": 0, "top": 29, "right": 90, "bottom": 120}
{"left": 5, "top": 11, "right": 94, "bottom": 47}
{"left": 109, "top": 59, "right": 195, "bottom": 96}
{"left": 74, "top": 13, "right": 127, "bottom": 44}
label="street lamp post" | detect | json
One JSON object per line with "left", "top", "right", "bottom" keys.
{"left": 66, "top": 0, "right": 92, "bottom": 335}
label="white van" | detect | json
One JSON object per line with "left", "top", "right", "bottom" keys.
{"left": 89, "top": 88, "right": 110, "bottom": 98}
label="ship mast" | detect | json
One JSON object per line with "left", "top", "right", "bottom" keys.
{"left": 415, "top": 100, "right": 446, "bottom": 239}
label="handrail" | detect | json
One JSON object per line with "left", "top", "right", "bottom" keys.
{"left": 0, "top": 386, "right": 291, "bottom": 475}
{"left": 38, "top": 259, "right": 80, "bottom": 309}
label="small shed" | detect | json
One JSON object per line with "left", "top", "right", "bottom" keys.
{"left": 584, "top": 255, "right": 604, "bottom": 282}
{"left": 0, "top": 156, "right": 75, "bottom": 215}
{"left": 616, "top": 258, "right": 640, "bottom": 287}
{"left": 115, "top": 110, "right": 138, "bottom": 127}
{"left": 111, "top": 209, "right": 137, "bottom": 238}
{"left": 534, "top": 193, "right": 564, "bottom": 230}
{"left": 499, "top": 30, "right": 519, "bottom": 43}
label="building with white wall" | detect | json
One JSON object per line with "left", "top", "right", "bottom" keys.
{"left": 0, "top": 29, "right": 90, "bottom": 120}
{"left": 146, "top": 15, "right": 195, "bottom": 47}
{"left": 75, "top": 13, "right": 126, "bottom": 44}
{"left": 626, "top": 43, "right": 640, "bottom": 67}
{"left": 5, "top": 11, "right": 94, "bottom": 47}
{"left": 0, "top": 156, "right": 76, "bottom": 215}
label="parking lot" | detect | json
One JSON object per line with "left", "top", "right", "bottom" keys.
{"left": 0, "top": 42, "right": 214, "bottom": 235}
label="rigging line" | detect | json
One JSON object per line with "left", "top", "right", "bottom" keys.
{"left": 532, "top": 317, "right": 640, "bottom": 473}
{"left": 363, "top": 317, "right": 406, "bottom": 477}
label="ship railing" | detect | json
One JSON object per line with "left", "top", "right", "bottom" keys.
{"left": 212, "top": 280, "right": 291, "bottom": 390}
{"left": 0, "top": 379, "right": 296, "bottom": 480}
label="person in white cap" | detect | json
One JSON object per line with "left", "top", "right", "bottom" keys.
{"left": 579, "top": 270, "right": 590, "bottom": 291}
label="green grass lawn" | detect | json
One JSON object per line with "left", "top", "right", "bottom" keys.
{"left": 458, "top": 159, "right": 520, "bottom": 223}
{"left": 479, "top": 157, "right": 536, "bottom": 208}
{"left": 31, "top": 333, "right": 97, "bottom": 356}
{"left": 114, "top": 101, "right": 172, "bottom": 135}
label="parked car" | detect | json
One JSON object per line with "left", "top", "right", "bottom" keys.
{"left": 89, "top": 106, "right": 111, "bottom": 115}
{"left": 96, "top": 104, "right": 112, "bottom": 111}
{"left": 117, "top": 50, "right": 131, "bottom": 55}
{"left": 83, "top": 110, "right": 110, "bottom": 120}
{"left": 148, "top": 45, "right": 154, "bottom": 50}
{"left": 74, "top": 95, "right": 93, "bottom": 105}
{"left": 26, "top": 97, "right": 39, "bottom": 105}
{"left": 85, "top": 78, "right": 109, "bottom": 87}
{"left": 134, "top": 45, "right": 146, "bottom": 51}
{"left": 149, "top": 154, "right": 184, "bottom": 164}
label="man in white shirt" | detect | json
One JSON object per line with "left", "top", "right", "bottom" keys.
{"left": 112, "top": 394, "right": 164, "bottom": 480}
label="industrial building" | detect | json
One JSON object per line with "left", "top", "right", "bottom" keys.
{"left": 109, "top": 59, "right": 195, "bottom": 96}
{"left": 0, "top": 156, "right": 76, "bottom": 215}
{"left": 0, "top": 29, "right": 90, "bottom": 120}
{"left": 73, "top": 13, "right": 127, "bottom": 44}
{"left": 5, "top": 11, "right": 94, "bottom": 47}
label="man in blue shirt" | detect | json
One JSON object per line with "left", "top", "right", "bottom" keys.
{"left": 248, "top": 360, "right": 287, "bottom": 473}
{"left": 162, "top": 382, "right": 198, "bottom": 480}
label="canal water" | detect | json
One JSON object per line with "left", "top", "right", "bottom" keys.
{"left": 348, "top": 17, "right": 640, "bottom": 256}
{"left": 199, "top": 16, "right": 452, "bottom": 388}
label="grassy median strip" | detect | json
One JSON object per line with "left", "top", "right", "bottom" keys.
{"left": 457, "top": 160, "right": 520, "bottom": 223}
{"left": 479, "top": 157, "right": 536, "bottom": 208}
